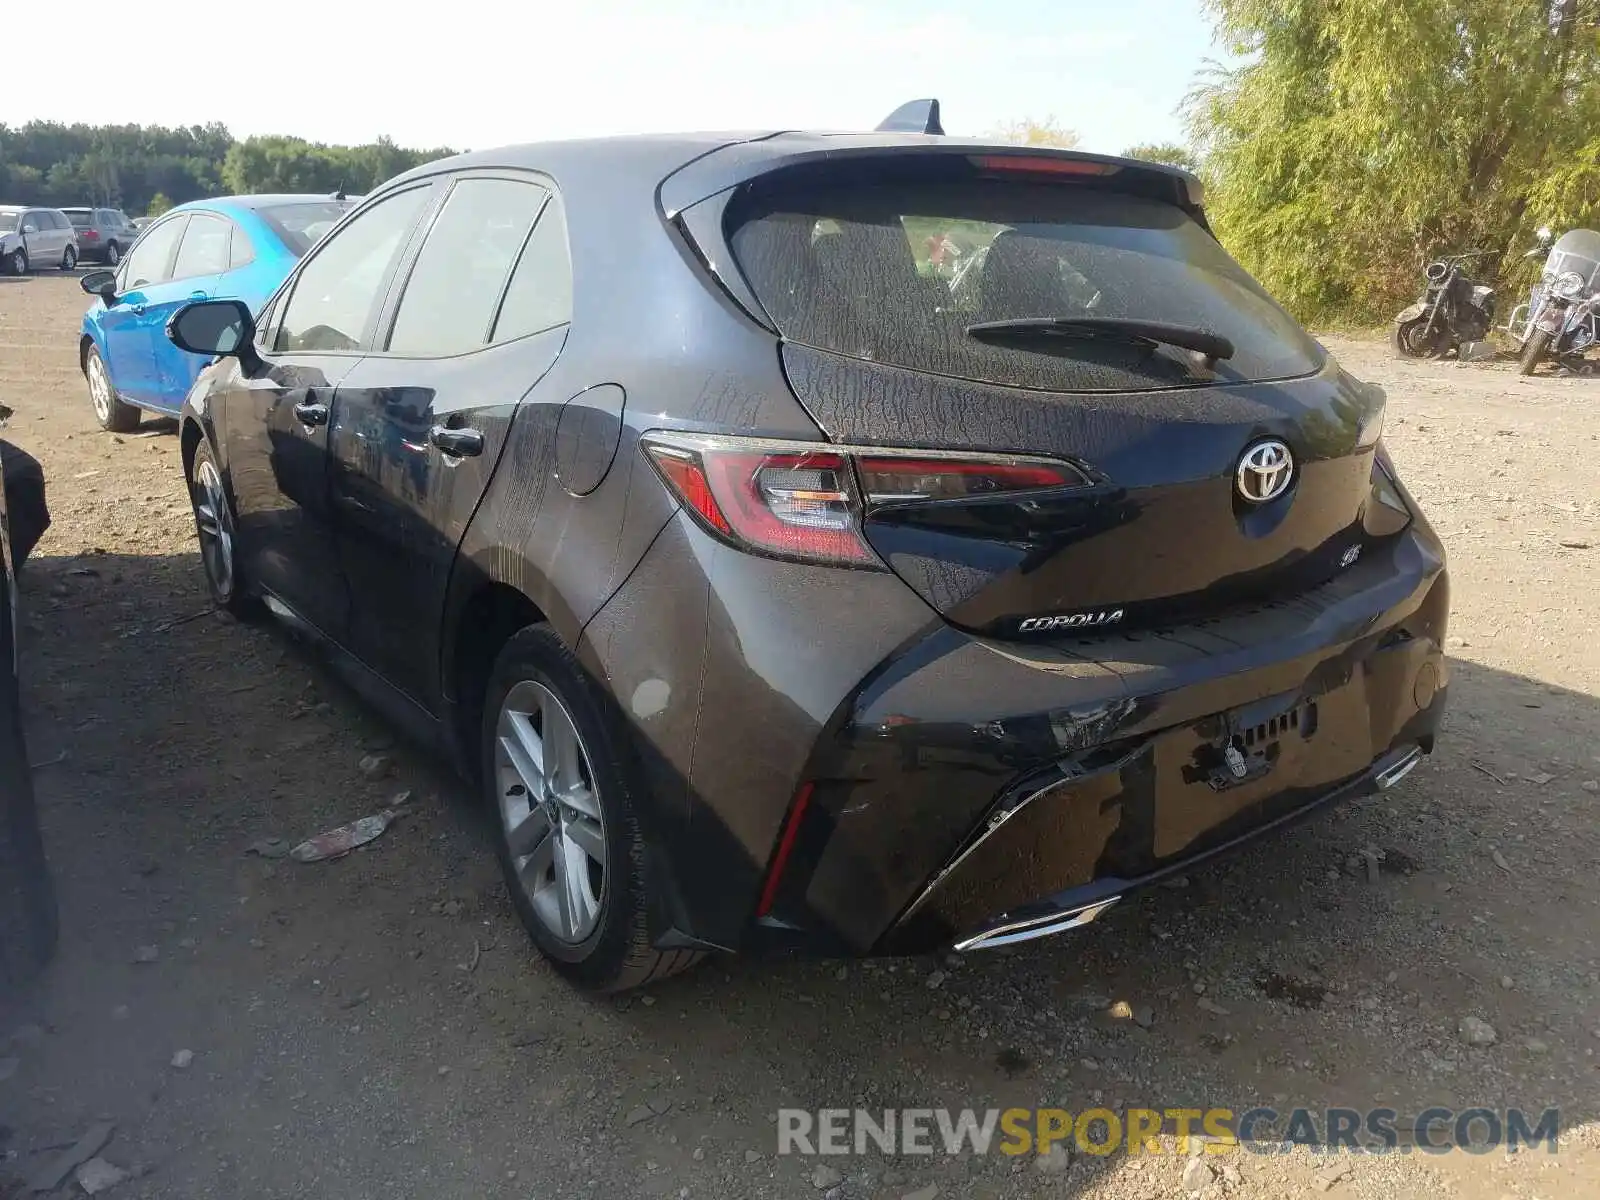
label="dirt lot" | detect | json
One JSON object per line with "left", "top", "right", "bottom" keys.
{"left": 0, "top": 271, "right": 1596, "bottom": 1200}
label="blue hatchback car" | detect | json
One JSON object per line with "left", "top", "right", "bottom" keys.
{"left": 78, "top": 194, "right": 358, "bottom": 432}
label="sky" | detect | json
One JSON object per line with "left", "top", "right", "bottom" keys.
{"left": 4, "top": 0, "right": 1219, "bottom": 155}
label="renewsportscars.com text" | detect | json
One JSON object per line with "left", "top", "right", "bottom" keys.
{"left": 776, "top": 1107, "right": 1560, "bottom": 1157}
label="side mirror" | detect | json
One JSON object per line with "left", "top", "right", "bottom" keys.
{"left": 79, "top": 269, "right": 117, "bottom": 302}
{"left": 20, "top": 224, "right": 36, "bottom": 235}
{"left": 168, "top": 299, "right": 256, "bottom": 364}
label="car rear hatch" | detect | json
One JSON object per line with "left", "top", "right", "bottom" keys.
{"left": 676, "top": 146, "right": 1402, "bottom": 639}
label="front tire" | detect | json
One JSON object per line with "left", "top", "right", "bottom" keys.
{"left": 482, "top": 625, "right": 701, "bottom": 992}
{"left": 1518, "top": 329, "right": 1551, "bottom": 376}
{"left": 5, "top": 248, "right": 26, "bottom": 276}
{"left": 84, "top": 345, "right": 139, "bottom": 433}
{"left": 60, "top": 245, "right": 76, "bottom": 271}
{"left": 188, "top": 440, "right": 257, "bottom": 617}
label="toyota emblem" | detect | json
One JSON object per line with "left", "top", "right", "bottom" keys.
{"left": 1236, "top": 439, "right": 1294, "bottom": 504}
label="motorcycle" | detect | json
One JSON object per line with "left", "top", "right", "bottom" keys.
{"left": 1509, "top": 226, "right": 1600, "bottom": 375}
{"left": 1392, "top": 252, "right": 1496, "bottom": 358}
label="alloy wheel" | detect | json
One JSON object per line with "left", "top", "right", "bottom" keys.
{"left": 106, "top": 243, "right": 120, "bottom": 266}
{"left": 7, "top": 250, "right": 23, "bottom": 275}
{"left": 494, "top": 681, "right": 607, "bottom": 944}
{"left": 86, "top": 354, "right": 112, "bottom": 424}
{"left": 62, "top": 247, "right": 76, "bottom": 271}
{"left": 192, "top": 459, "right": 235, "bottom": 599}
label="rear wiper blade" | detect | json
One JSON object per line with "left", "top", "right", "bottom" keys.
{"left": 966, "top": 316, "right": 1236, "bottom": 364}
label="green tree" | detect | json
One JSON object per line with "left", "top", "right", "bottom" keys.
{"left": 1189, "top": 0, "right": 1600, "bottom": 323}
{"left": 146, "top": 192, "right": 173, "bottom": 217}
{"left": 1122, "top": 141, "right": 1200, "bottom": 173}
{"left": 989, "top": 117, "right": 1081, "bottom": 150}
{"left": 0, "top": 122, "right": 450, "bottom": 216}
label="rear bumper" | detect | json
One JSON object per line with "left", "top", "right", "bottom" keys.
{"left": 948, "top": 740, "right": 1425, "bottom": 952}
{"left": 582, "top": 511, "right": 1448, "bottom": 959}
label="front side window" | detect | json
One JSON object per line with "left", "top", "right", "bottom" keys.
{"left": 386, "top": 177, "right": 549, "bottom": 357}
{"left": 172, "top": 214, "right": 232, "bottom": 279}
{"left": 122, "top": 216, "right": 188, "bottom": 288}
{"left": 492, "top": 193, "right": 572, "bottom": 343}
{"left": 274, "top": 187, "right": 431, "bottom": 354}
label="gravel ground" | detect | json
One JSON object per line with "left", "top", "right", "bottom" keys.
{"left": 0, "top": 272, "right": 1597, "bottom": 1200}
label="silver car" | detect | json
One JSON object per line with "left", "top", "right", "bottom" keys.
{"left": 0, "top": 206, "right": 81, "bottom": 274}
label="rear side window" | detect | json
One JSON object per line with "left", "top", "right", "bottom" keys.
{"left": 386, "top": 177, "right": 548, "bottom": 357}
{"left": 728, "top": 179, "right": 1323, "bottom": 393}
{"left": 491, "top": 193, "right": 571, "bottom": 343}
{"left": 172, "top": 214, "right": 232, "bottom": 278}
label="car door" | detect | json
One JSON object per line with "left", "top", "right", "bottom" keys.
{"left": 39, "top": 213, "right": 66, "bottom": 264}
{"left": 218, "top": 183, "right": 436, "bottom": 642}
{"left": 100, "top": 214, "right": 188, "bottom": 405}
{"left": 19, "top": 212, "right": 47, "bottom": 267}
{"left": 148, "top": 213, "right": 232, "bottom": 410}
{"left": 328, "top": 173, "right": 569, "bottom": 705}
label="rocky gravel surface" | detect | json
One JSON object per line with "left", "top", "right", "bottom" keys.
{"left": 0, "top": 273, "right": 1596, "bottom": 1198}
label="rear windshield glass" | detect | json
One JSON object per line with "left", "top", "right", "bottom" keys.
{"left": 257, "top": 201, "right": 354, "bottom": 257}
{"left": 728, "top": 180, "right": 1323, "bottom": 392}
{"left": 65, "top": 210, "right": 94, "bottom": 226}
{"left": 0, "top": 213, "right": 17, "bottom": 233}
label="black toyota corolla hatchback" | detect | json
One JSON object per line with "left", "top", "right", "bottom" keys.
{"left": 166, "top": 112, "right": 1448, "bottom": 990}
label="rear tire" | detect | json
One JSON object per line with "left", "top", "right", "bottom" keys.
{"left": 60, "top": 245, "right": 76, "bottom": 271}
{"left": 84, "top": 345, "right": 139, "bottom": 433}
{"left": 1518, "top": 329, "right": 1550, "bottom": 376}
{"left": 105, "top": 242, "right": 121, "bottom": 267}
{"left": 482, "top": 625, "right": 702, "bottom": 992}
{"left": 1393, "top": 318, "right": 1444, "bottom": 358}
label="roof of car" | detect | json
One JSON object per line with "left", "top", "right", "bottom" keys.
{"left": 175, "top": 194, "right": 357, "bottom": 217}
{"left": 379, "top": 130, "right": 1203, "bottom": 212}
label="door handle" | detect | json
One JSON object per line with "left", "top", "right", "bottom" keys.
{"left": 294, "top": 400, "right": 329, "bottom": 427}
{"left": 430, "top": 425, "right": 484, "bottom": 457}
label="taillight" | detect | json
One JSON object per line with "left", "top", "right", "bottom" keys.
{"left": 857, "top": 456, "right": 1082, "bottom": 505}
{"left": 643, "top": 435, "right": 876, "bottom": 565}
{"left": 641, "top": 432, "right": 1089, "bottom": 567}
{"left": 79, "top": 229, "right": 99, "bottom": 241}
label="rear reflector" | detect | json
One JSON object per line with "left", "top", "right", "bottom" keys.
{"left": 649, "top": 449, "right": 731, "bottom": 535}
{"left": 755, "top": 781, "right": 815, "bottom": 918}
{"left": 642, "top": 432, "right": 1089, "bottom": 567}
{"left": 970, "top": 155, "right": 1121, "bottom": 177}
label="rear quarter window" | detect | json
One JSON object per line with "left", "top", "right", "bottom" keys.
{"left": 727, "top": 179, "right": 1323, "bottom": 393}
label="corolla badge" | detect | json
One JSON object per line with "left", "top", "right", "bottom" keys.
{"left": 1018, "top": 609, "right": 1125, "bottom": 632}
{"left": 1236, "top": 439, "right": 1295, "bottom": 503}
